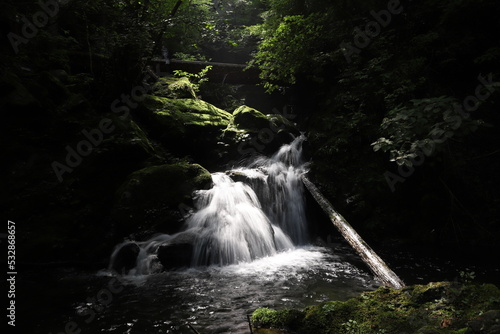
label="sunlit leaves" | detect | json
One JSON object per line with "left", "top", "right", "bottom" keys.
{"left": 253, "top": 13, "right": 326, "bottom": 91}
{"left": 173, "top": 65, "right": 213, "bottom": 93}
{"left": 371, "top": 96, "right": 486, "bottom": 166}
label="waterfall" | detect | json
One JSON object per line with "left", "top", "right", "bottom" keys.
{"left": 234, "top": 134, "right": 308, "bottom": 244}
{"left": 188, "top": 173, "right": 293, "bottom": 266}
{"left": 110, "top": 135, "right": 308, "bottom": 274}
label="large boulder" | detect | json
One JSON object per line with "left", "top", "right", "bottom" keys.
{"left": 232, "top": 105, "right": 270, "bottom": 130}
{"left": 136, "top": 95, "right": 299, "bottom": 168}
{"left": 151, "top": 76, "right": 197, "bottom": 99}
{"left": 228, "top": 105, "right": 300, "bottom": 156}
{"left": 157, "top": 230, "right": 198, "bottom": 269}
{"left": 467, "top": 310, "right": 500, "bottom": 334}
{"left": 110, "top": 163, "right": 212, "bottom": 238}
{"left": 137, "top": 94, "right": 235, "bottom": 165}
{"left": 110, "top": 242, "right": 141, "bottom": 274}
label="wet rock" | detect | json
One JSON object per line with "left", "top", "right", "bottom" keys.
{"left": 233, "top": 105, "right": 271, "bottom": 130}
{"left": 411, "top": 282, "right": 447, "bottom": 304}
{"left": 110, "top": 243, "right": 140, "bottom": 274}
{"left": 157, "top": 231, "right": 197, "bottom": 269}
{"left": 467, "top": 310, "right": 500, "bottom": 334}
{"left": 230, "top": 105, "right": 299, "bottom": 155}
{"left": 226, "top": 170, "right": 249, "bottom": 182}
{"left": 111, "top": 163, "right": 212, "bottom": 237}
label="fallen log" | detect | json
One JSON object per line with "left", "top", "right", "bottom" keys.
{"left": 301, "top": 175, "right": 405, "bottom": 289}
{"left": 149, "top": 59, "right": 261, "bottom": 84}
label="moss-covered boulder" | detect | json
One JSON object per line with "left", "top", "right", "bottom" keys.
{"left": 251, "top": 282, "right": 500, "bottom": 334}
{"left": 226, "top": 105, "right": 300, "bottom": 156}
{"left": 232, "top": 105, "right": 297, "bottom": 133}
{"left": 140, "top": 94, "right": 232, "bottom": 130}
{"left": 151, "top": 76, "right": 197, "bottom": 99}
{"left": 467, "top": 310, "right": 500, "bottom": 333}
{"left": 137, "top": 94, "right": 237, "bottom": 166}
{"left": 110, "top": 163, "right": 212, "bottom": 238}
{"left": 233, "top": 105, "right": 271, "bottom": 130}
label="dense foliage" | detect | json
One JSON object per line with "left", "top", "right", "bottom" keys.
{"left": 248, "top": 0, "right": 500, "bottom": 250}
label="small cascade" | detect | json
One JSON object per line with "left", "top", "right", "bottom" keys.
{"left": 188, "top": 173, "right": 293, "bottom": 266}
{"left": 109, "top": 135, "right": 308, "bottom": 275}
{"left": 234, "top": 134, "right": 308, "bottom": 244}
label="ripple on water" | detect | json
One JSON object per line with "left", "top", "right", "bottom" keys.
{"left": 102, "top": 246, "right": 378, "bottom": 334}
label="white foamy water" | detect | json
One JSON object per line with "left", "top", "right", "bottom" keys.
{"left": 98, "top": 134, "right": 381, "bottom": 333}
{"left": 109, "top": 135, "right": 311, "bottom": 273}
{"left": 97, "top": 246, "right": 377, "bottom": 334}
{"left": 189, "top": 173, "right": 293, "bottom": 266}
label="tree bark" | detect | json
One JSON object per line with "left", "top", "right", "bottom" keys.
{"left": 301, "top": 175, "right": 405, "bottom": 289}
{"left": 170, "top": 0, "right": 184, "bottom": 17}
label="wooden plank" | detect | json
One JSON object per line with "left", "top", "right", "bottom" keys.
{"left": 301, "top": 175, "right": 405, "bottom": 289}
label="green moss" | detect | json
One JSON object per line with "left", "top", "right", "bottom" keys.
{"left": 254, "top": 329, "right": 289, "bottom": 334}
{"left": 251, "top": 282, "right": 500, "bottom": 334}
{"left": 233, "top": 105, "right": 271, "bottom": 130}
{"left": 111, "top": 163, "right": 212, "bottom": 235}
{"left": 152, "top": 76, "right": 197, "bottom": 99}
{"left": 252, "top": 308, "right": 304, "bottom": 332}
{"left": 252, "top": 308, "right": 282, "bottom": 328}
{"left": 142, "top": 94, "right": 233, "bottom": 129}
{"left": 268, "top": 113, "right": 297, "bottom": 131}
{"left": 117, "top": 162, "right": 211, "bottom": 204}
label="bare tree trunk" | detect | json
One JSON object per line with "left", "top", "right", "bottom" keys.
{"left": 170, "top": 0, "right": 184, "bottom": 17}
{"left": 301, "top": 175, "right": 405, "bottom": 289}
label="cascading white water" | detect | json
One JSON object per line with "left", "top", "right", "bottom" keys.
{"left": 245, "top": 134, "right": 308, "bottom": 244}
{"left": 188, "top": 173, "right": 293, "bottom": 266}
{"left": 110, "top": 135, "right": 308, "bottom": 274}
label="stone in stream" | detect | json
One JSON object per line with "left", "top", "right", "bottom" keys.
{"left": 110, "top": 242, "right": 140, "bottom": 274}
{"left": 157, "top": 231, "right": 197, "bottom": 269}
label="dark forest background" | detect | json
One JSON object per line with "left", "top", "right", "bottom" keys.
{"left": 2, "top": 0, "right": 500, "bottom": 265}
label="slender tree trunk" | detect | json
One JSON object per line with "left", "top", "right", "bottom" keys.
{"left": 170, "top": 0, "right": 184, "bottom": 17}
{"left": 301, "top": 175, "right": 405, "bottom": 289}
{"left": 152, "top": 0, "right": 185, "bottom": 56}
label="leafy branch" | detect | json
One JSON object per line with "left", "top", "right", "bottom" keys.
{"left": 172, "top": 65, "right": 213, "bottom": 93}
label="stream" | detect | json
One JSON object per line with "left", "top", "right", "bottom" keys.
{"left": 19, "top": 135, "right": 499, "bottom": 334}
{"left": 19, "top": 243, "right": 499, "bottom": 334}
{"left": 20, "top": 244, "right": 376, "bottom": 334}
